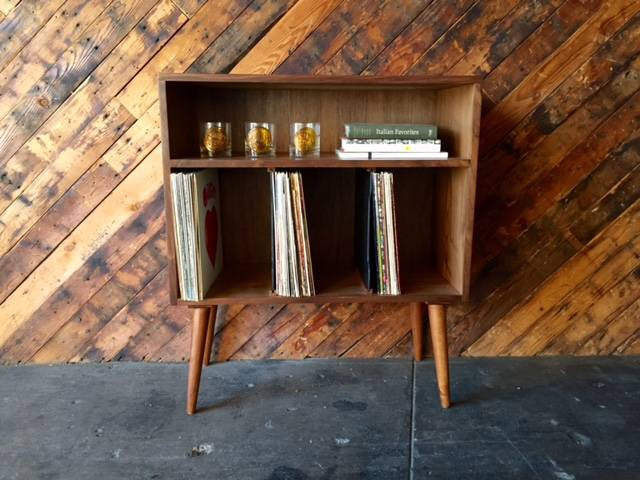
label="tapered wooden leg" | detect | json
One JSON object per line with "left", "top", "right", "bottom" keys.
{"left": 187, "top": 307, "right": 209, "bottom": 415}
{"left": 202, "top": 305, "right": 218, "bottom": 366}
{"left": 410, "top": 302, "right": 425, "bottom": 361}
{"left": 427, "top": 304, "right": 451, "bottom": 409}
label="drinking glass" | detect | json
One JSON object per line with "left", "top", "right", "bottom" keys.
{"left": 290, "top": 122, "right": 320, "bottom": 157}
{"left": 245, "top": 122, "right": 276, "bottom": 157}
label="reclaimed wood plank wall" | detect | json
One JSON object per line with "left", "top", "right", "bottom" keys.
{"left": 0, "top": 0, "right": 639, "bottom": 364}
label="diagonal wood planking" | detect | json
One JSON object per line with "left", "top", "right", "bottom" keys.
{"left": 0, "top": 1, "right": 67, "bottom": 73}
{"left": 0, "top": 0, "right": 639, "bottom": 364}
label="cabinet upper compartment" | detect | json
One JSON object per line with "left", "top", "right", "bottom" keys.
{"left": 159, "top": 74, "right": 481, "bottom": 165}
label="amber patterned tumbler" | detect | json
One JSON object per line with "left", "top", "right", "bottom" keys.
{"left": 290, "top": 122, "right": 320, "bottom": 157}
{"left": 199, "top": 121, "right": 231, "bottom": 157}
{"left": 245, "top": 122, "right": 276, "bottom": 157}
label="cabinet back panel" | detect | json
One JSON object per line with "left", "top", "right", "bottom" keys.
{"left": 165, "top": 85, "right": 461, "bottom": 157}
{"left": 218, "top": 168, "right": 271, "bottom": 266}
{"left": 300, "top": 169, "right": 356, "bottom": 278}
{"left": 391, "top": 168, "right": 436, "bottom": 274}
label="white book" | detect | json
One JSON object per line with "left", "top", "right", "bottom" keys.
{"left": 336, "top": 149, "right": 368, "bottom": 160}
{"left": 371, "top": 151, "right": 448, "bottom": 160}
{"left": 336, "top": 149, "right": 449, "bottom": 160}
{"left": 341, "top": 138, "right": 441, "bottom": 153}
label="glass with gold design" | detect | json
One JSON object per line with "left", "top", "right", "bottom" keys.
{"left": 199, "top": 121, "right": 231, "bottom": 157}
{"left": 245, "top": 122, "right": 276, "bottom": 157}
{"left": 290, "top": 122, "right": 320, "bottom": 157}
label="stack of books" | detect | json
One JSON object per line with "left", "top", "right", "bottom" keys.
{"left": 336, "top": 123, "right": 447, "bottom": 160}
{"left": 356, "top": 170, "right": 400, "bottom": 295}
{"left": 270, "top": 171, "right": 315, "bottom": 297}
{"left": 170, "top": 170, "right": 223, "bottom": 301}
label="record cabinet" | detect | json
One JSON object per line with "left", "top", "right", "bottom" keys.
{"left": 159, "top": 74, "right": 481, "bottom": 414}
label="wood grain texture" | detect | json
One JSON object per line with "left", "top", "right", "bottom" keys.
{"left": 0, "top": 0, "right": 20, "bottom": 17}
{"left": 0, "top": 0, "right": 159, "bottom": 163}
{"left": 0, "top": 0, "right": 66, "bottom": 73}
{"left": 230, "top": 0, "right": 344, "bottom": 74}
{"left": 1, "top": 0, "right": 639, "bottom": 364}
{"left": 0, "top": 0, "right": 113, "bottom": 121}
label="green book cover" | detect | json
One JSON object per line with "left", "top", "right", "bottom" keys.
{"left": 345, "top": 123, "right": 437, "bottom": 139}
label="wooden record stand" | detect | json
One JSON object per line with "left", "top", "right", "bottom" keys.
{"left": 159, "top": 74, "right": 481, "bottom": 414}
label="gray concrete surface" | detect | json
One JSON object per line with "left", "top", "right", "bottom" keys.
{"left": 1, "top": 357, "right": 638, "bottom": 479}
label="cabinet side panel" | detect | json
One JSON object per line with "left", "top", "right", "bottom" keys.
{"left": 434, "top": 85, "right": 480, "bottom": 297}
{"left": 159, "top": 81, "right": 179, "bottom": 304}
{"left": 463, "top": 84, "right": 481, "bottom": 298}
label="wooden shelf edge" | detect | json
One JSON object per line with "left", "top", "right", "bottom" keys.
{"left": 177, "top": 292, "right": 462, "bottom": 306}
{"left": 159, "top": 73, "right": 481, "bottom": 86}
{"left": 169, "top": 156, "right": 471, "bottom": 169}
{"left": 174, "top": 267, "right": 462, "bottom": 306}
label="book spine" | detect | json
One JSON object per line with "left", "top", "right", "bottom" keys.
{"left": 341, "top": 138, "right": 441, "bottom": 153}
{"left": 344, "top": 123, "right": 437, "bottom": 140}
{"left": 369, "top": 151, "right": 448, "bottom": 160}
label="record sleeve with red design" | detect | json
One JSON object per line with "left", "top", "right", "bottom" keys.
{"left": 203, "top": 181, "right": 219, "bottom": 266}
{"left": 194, "top": 169, "right": 223, "bottom": 296}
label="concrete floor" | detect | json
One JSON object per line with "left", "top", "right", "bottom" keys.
{"left": 1, "top": 357, "right": 638, "bottom": 479}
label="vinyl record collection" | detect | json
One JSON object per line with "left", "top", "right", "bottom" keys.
{"left": 356, "top": 170, "right": 401, "bottom": 295}
{"left": 170, "top": 169, "right": 223, "bottom": 301}
{"left": 270, "top": 171, "right": 315, "bottom": 297}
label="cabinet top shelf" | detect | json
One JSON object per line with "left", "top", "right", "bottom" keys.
{"left": 170, "top": 155, "right": 471, "bottom": 169}
{"left": 159, "top": 73, "right": 481, "bottom": 88}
